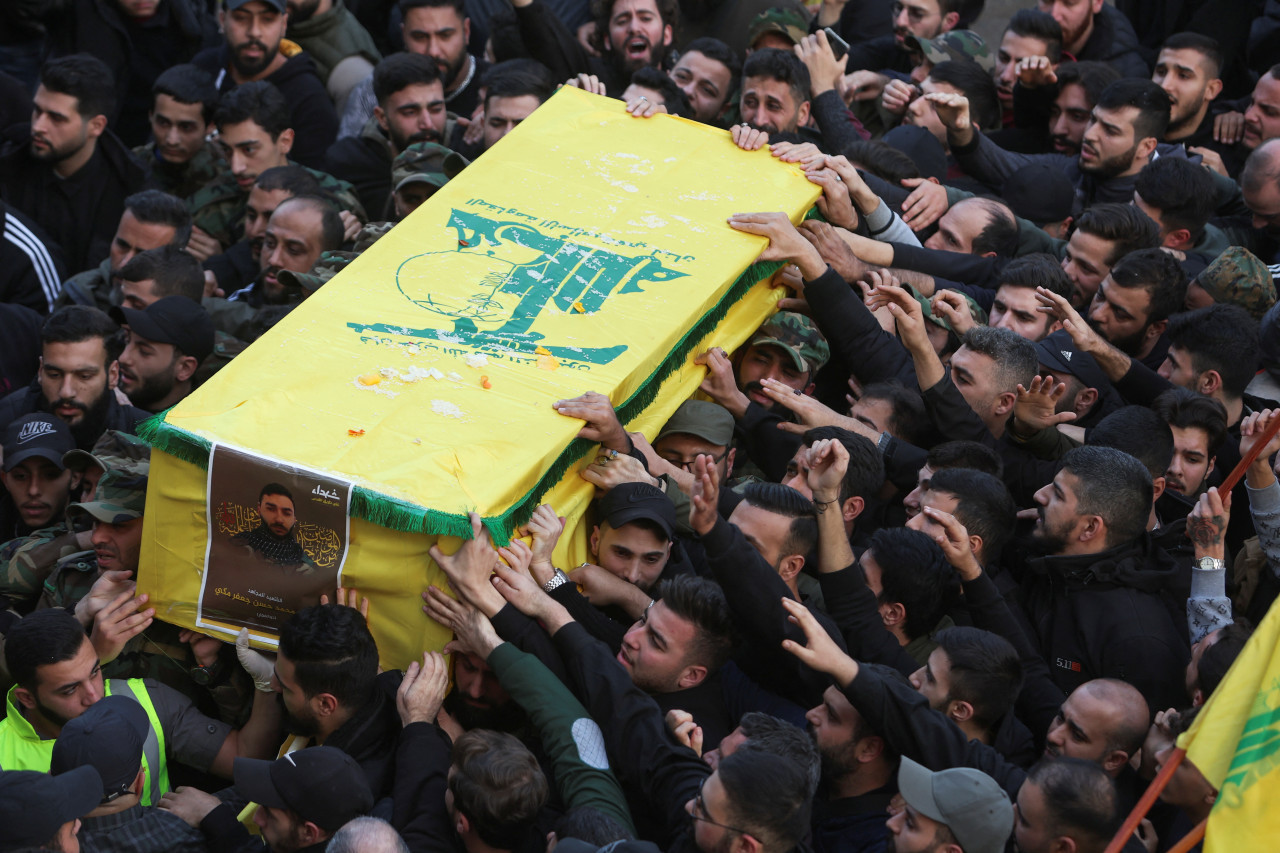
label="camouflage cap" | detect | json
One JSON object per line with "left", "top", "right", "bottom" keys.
{"left": 750, "top": 311, "right": 830, "bottom": 374}
{"left": 906, "top": 30, "right": 994, "bottom": 74}
{"left": 748, "top": 7, "right": 810, "bottom": 49}
{"left": 62, "top": 431, "right": 151, "bottom": 478}
{"left": 1194, "top": 246, "right": 1278, "bottom": 321}
{"left": 66, "top": 468, "right": 148, "bottom": 524}
{"left": 392, "top": 142, "right": 470, "bottom": 194}
{"left": 277, "top": 250, "right": 359, "bottom": 295}
{"left": 912, "top": 288, "right": 989, "bottom": 332}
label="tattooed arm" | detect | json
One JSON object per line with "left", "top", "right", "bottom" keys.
{"left": 1187, "top": 486, "right": 1232, "bottom": 644}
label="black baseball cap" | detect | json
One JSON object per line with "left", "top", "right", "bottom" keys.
{"left": 234, "top": 747, "right": 373, "bottom": 832}
{"left": 0, "top": 767, "right": 103, "bottom": 848}
{"left": 597, "top": 483, "right": 677, "bottom": 541}
{"left": 110, "top": 296, "right": 216, "bottom": 363}
{"left": 3, "top": 413, "right": 75, "bottom": 472}
{"left": 1001, "top": 162, "right": 1074, "bottom": 225}
{"left": 1034, "top": 330, "right": 1111, "bottom": 391}
{"left": 225, "top": 0, "right": 287, "bottom": 11}
{"left": 51, "top": 695, "right": 150, "bottom": 800}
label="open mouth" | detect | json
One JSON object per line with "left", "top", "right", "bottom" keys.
{"left": 625, "top": 37, "right": 650, "bottom": 60}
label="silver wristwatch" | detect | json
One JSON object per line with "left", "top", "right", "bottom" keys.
{"left": 543, "top": 568, "right": 571, "bottom": 592}
{"left": 1195, "top": 556, "right": 1226, "bottom": 572}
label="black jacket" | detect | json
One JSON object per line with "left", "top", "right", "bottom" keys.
{"left": 701, "top": 515, "right": 846, "bottom": 708}
{"left": 0, "top": 126, "right": 150, "bottom": 274}
{"left": 324, "top": 669, "right": 404, "bottom": 799}
{"left": 0, "top": 201, "right": 66, "bottom": 314}
{"left": 192, "top": 44, "right": 338, "bottom": 170}
{"left": 0, "top": 380, "right": 149, "bottom": 450}
{"left": 551, "top": 620, "right": 711, "bottom": 851}
{"left": 511, "top": 0, "right": 636, "bottom": 97}
{"left": 45, "top": 0, "right": 218, "bottom": 146}
{"left": 324, "top": 125, "right": 393, "bottom": 221}
{"left": 1075, "top": 3, "right": 1150, "bottom": 78}
{"left": 1019, "top": 535, "right": 1190, "bottom": 714}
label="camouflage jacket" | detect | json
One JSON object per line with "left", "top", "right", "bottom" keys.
{"left": 39, "top": 547, "right": 99, "bottom": 612}
{"left": 133, "top": 140, "right": 229, "bottom": 201}
{"left": 0, "top": 522, "right": 87, "bottom": 607}
{"left": 189, "top": 162, "right": 367, "bottom": 248}
{"left": 56, "top": 257, "right": 114, "bottom": 312}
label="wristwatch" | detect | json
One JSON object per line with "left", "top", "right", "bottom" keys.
{"left": 1195, "top": 556, "right": 1226, "bottom": 572}
{"left": 543, "top": 568, "right": 571, "bottom": 593}
{"left": 190, "top": 658, "right": 227, "bottom": 687}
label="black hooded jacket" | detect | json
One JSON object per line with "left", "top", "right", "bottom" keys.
{"left": 1018, "top": 535, "right": 1190, "bottom": 714}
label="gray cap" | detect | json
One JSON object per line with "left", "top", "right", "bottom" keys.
{"left": 897, "top": 757, "right": 1013, "bottom": 853}
{"left": 656, "top": 400, "right": 734, "bottom": 447}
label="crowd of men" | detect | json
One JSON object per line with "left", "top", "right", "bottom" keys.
{"left": 2, "top": 0, "right": 1280, "bottom": 850}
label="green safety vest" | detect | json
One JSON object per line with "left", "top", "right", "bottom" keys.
{"left": 0, "top": 679, "right": 170, "bottom": 805}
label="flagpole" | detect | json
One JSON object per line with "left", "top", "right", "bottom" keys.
{"left": 1165, "top": 818, "right": 1207, "bottom": 853}
{"left": 1218, "top": 409, "right": 1280, "bottom": 493}
{"left": 1103, "top": 748, "right": 1186, "bottom": 853}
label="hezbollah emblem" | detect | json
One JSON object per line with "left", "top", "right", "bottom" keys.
{"left": 347, "top": 207, "right": 688, "bottom": 365}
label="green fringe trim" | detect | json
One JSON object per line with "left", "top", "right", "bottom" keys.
{"left": 140, "top": 206, "right": 821, "bottom": 543}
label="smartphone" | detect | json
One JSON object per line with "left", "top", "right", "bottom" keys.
{"left": 823, "top": 27, "right": 850, "bottom": 61}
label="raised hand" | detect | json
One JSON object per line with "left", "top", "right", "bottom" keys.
{"left": 930, "top": 291, "right": 977, "bottom": 336}
{"left": 807, "top": 166, "right": 859, "bottom": 231}
{"left": 427, "top": 512, "right": 504, "bottom": 615}
{"left": 899, "top": 178, "right": 949, "bottom": 231}
{"left": 780, "top": 596, "right": 858, "bottom": 684}
{"left": 694, "top": 346, "right": 750, "bottom": 418}
{"left": 1186, "top": 487, "right": 1230, "bottom": 557}
{"left": 396, "top": 650, "right": 449, "bottom": 725}
{"left": 523, "top": 504, "right": 564, "bottom": 585}
{"left": 798, "top": 219, "right": 870, "bottom": 283}
{"left": 1014, "top": 55, "right": 1058, "bottom": 88}
{"left": 727, "top": 211, "right": 826, "bottom": 279}
{"left": 689, "top": 453, "right": 722, "bottom": 536}
{"left": 880, "top": 79, "right": 918, "bottom": 115}
{"left": 553, "top": 391, "right": 629, "bottom": 451}
{"left": 1012, "top": 375, "right": 1079, "bottom": 435}
{"left": 89, "top": 590, "right": 155, "bottom": 664}
{"left": 921, "top": 506, "right": 982, "bottom": 581}
{"left": 805, "top": 437, "right": 850, "bottom": 503}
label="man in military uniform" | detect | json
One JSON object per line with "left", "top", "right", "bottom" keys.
{"left": 0, "top": 432, "right": 148, "bottom": 612}
{"left": 56, "top": 191, "right": 193, "bottom": 313}
{"left": 187, "top": 81, "right": 365, "bottom": 258}
{"left": 132, "top": 64, "right": 229, "bottom": 202}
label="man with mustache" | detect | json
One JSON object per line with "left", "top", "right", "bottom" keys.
{"left": 936, "top": 78, "right": 1184, "bottom": 220}
{"left": 843, "top": 0, "right": 974, "bottom": 79}
{"left": 232, "top": 482, "right": 317, "bottom": 571}
{"left": 0, "top": 54, "right": 149, "bottom": 276}
{"left": 324, "top": 53, "right": 446, "bottom": 218}
{"left": 511, "top": 0, "right": 676, "bottom": 97}
{"left": 191, "top": 0, "right": 339, "bottom": 170}
{"left": 696, "top": 312, "right": 830, "bottom": 422}
{"left": 0, "top": 306, "right": 147, "bottom": 453}
{"left": 111, "top": 296, "right": 216, "bottom": 414}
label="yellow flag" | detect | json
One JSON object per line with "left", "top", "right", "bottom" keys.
{"left": 137, "top": 87, "right": 820, "bottom": 666}
{"left": 1177, "top": 598, "right": 1280, "bottom": 849}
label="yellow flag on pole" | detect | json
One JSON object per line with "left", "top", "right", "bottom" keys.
{"left": 1177, "top": 598, "right": 1280, "bottom": 849}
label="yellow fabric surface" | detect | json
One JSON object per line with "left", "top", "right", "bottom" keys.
{"left": 1178, "top": 597, "right": 1280, "bottom": 849}
{"left": 138, "top": 86, "right": 820, "bottom": 663}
